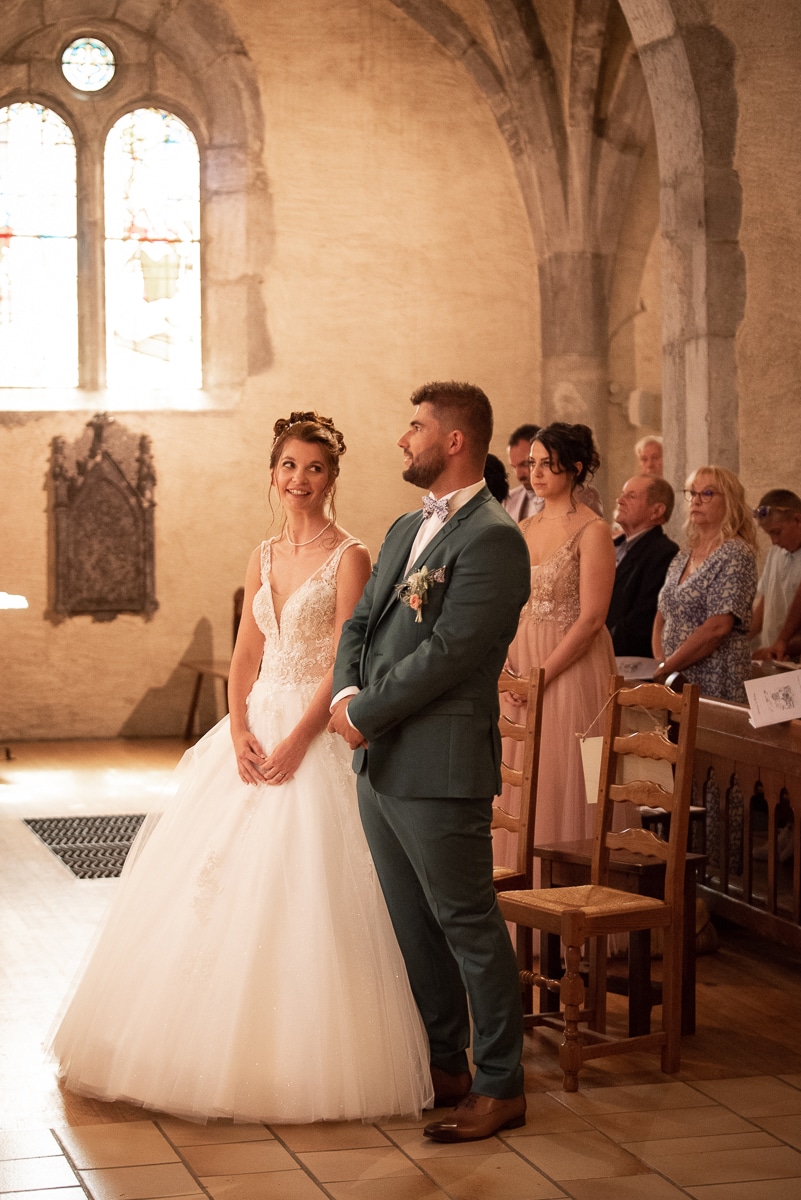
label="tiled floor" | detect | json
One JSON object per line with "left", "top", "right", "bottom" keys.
{"left": 3, "top": 740, "right": 801, "bottom": 1199}
{"left": 6, "top": 1081, "right": 801, "bottom": 1199}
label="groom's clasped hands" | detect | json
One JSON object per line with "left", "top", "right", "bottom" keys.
{"left": 327, "top": 698, "right": 368, "bottom": 749}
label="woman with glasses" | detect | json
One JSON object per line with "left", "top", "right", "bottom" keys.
{"left": 652, "top": 466, "right": 757, "bottom": 702}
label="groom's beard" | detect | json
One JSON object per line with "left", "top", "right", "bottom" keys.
{"left": 402, "top": 444, "right": 448, "bottom": 489}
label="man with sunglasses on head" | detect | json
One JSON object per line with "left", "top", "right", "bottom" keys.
{"left": 749, "top": 490, "right": 801, "bottom": 657}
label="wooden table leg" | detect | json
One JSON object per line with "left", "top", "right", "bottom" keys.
{"left": 538, "top": 860, "right": 561, "bottom": 1016}
{"left": 627, "top": 929, "right": 653, "bottom": 1036}
{"left": 681, "top": 862, "right": 698, "bottom": 1035}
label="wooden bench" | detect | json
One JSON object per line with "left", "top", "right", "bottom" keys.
{"left": 693, "top": 695, "right": 801, "bottom": 950}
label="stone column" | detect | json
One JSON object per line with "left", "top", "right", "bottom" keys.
{"left": 538, "top": 250, "right": 612, "bottom": 497}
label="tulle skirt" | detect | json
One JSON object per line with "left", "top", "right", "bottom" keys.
{"left": 52, "top": 679, "right": 433, "bottom": 1123}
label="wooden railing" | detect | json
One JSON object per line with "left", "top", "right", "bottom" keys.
{"left": 693, "top": 696, "right": 801, "bottom": 950}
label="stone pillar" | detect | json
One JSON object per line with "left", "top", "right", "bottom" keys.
{"left": 538, "top": 251, "right": 612, "bottom": 498}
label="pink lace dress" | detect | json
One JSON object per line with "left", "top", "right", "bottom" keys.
{"left": 493, "top": 521, "right": 616, "bottom": 870}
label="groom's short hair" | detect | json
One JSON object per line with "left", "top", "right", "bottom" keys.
{"left": 410, "top": 381, "right": 493, "bottom": 455}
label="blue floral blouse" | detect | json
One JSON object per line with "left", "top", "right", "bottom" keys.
{"left": 657, "top": 538, "right": 757, "bottom": 703}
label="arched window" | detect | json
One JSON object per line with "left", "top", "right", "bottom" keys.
{"left": 0, "top": 13, "right": 268, "bottom": 413}
{"left": 0, "top": 103, "right": 78, "bottom": 388}
{"left": 104, "top": 109, "right": 201, "bottom": 390}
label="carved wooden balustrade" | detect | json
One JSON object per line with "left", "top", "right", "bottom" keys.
{"left": 693, "top": 696, "right": 801, "bottom": 950}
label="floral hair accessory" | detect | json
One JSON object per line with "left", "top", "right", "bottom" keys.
{"left": 395, "top": 565, "right": 446, "bottom": 623}
{"left": 271, "top": 412, "right": 346, "bottom": 456}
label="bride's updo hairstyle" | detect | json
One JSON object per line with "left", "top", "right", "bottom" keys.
{"left": 269, "top": 411, "right": 347, "bottom": 524}
{"left": 534, "top": 422, "right": 600, "bottom": 494}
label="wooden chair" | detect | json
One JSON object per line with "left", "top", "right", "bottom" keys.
{"left": 492, "top": 668, "right": 545, "bottom": 1005}
{"left": 492, "top": 667, "right": 545, "bottom": 894}
{"left": 498, "top": 675, "right": 700, "bottom": 1092}
{"left": 181, "top": 587, "right": 245, "bottom": 737}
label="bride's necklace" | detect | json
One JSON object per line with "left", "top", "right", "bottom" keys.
{"left": 285, "top": 519, "right": 333, "bottom": 547}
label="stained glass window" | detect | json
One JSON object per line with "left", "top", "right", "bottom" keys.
{"left": 104, "top": 108, "right": 201, "bottom": 390}
{"left": 0, "top": 103, "right": 78, "bottom": 388}
{"left": 61, "top": 38, "right": 116, "bottom": 92}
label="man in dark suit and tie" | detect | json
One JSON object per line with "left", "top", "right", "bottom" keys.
{"left": 329, "top": 382, "right": 531, "bottom": 1142}
{"left": 607, "top": 475, "right": 678, "bottom": 657}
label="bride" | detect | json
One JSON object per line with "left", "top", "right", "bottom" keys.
{"left": 52, "top": 411, "right": 433, "bottom": 1123}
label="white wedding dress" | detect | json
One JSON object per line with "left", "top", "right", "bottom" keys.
{"left": 53, "top": 537, "right": 433, "bottom": 1123}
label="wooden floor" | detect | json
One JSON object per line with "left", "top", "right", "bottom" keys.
{"left": 3, "top": 737, "right": 801, "bottom": 1199}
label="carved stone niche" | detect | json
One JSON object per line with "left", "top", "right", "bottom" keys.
{"left": 50, "top": 414, "right": 158, "bottom": 622}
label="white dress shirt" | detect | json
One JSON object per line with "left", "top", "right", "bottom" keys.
{"left": 404, "top": 479, "right": 486, "bottom": 572}
{"left": 503, "top": 484, "right": 543, "bottom": 523}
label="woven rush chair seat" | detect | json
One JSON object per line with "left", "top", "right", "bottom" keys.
{"left": 503, "top": 883, "right": 669, "bottom": 924}
{"left": 498, "top": 676, "right": 700, "bottom": 1092}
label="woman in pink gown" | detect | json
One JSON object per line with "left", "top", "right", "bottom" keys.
{"left": 494, "top": 423, "right": 616, "bottom": 870}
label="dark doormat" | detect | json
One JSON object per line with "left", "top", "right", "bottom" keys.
{"left": 24, "top": 814, "right": 146, "bottom": 879}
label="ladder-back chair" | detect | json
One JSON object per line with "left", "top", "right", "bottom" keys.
{"left": 498, "top": 676, "right": 700, "bottom": 1091}
{"left": 492, "top": 668, "right": 545, "bottom": 999}
{"left": 492, "top": 668, "right": 545, "bottom": 894}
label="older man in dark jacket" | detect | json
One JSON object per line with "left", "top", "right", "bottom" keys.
{"left": 607, "top": 476, "right": 678, "bottom": 657}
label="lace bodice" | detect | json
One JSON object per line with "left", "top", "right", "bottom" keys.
{"left": 251, "top": 537, "right": 361, "bottom": 691}
{"left": 520, "top": 522, "right": 597, "bottom": 632}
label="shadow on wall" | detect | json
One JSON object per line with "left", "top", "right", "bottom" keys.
{"left": 118, "top": 618, "right": 223, "bottom": 738}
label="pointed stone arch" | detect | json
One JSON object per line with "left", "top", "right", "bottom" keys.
{"left": 389, "top": 0, "right": 744, "bottom": 484}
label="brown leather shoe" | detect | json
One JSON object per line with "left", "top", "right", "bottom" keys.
{"left": 424, "top": 1091, "right": 526, "bottom": 1142}
{"left": 429, "top": 1066, "right": 473, "bottom": 1107}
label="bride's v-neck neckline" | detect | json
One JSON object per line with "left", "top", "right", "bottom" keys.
{"left": 264, "top": 537, "right": 347, "bottom": 632}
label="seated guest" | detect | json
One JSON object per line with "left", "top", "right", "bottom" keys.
{"left": 653, "top": 466, "right": 757, "bottom": 703}
{"left": 635, "top": 434, "right": 663, "bottom": 476}
{"left": 503, "top": 422, "right": 542, "bottom": 522}
{"left": 749, "top": 490, "right": 801, "bottom": 656}
{"left": 607, "top": 476, "right": 678, "bottom": 657}
{"left": 484, "top": 452, "right": 510, "bottom": 504}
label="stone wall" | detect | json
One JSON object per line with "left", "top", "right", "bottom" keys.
{"left": 0, "top": 0, "right": 540, "bottom": 739}
{"left": 715, "top": 0, "right": 801, "bottom": 503}
{"left": 3, "top": 0, "right": 801, "bottom": 740}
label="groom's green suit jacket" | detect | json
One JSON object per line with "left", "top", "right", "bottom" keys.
{"left": 333, "top": 487, "right": 531, "bottom": 798}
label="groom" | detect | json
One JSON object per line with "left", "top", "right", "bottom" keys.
{"left": 329, "top": 381, "right": 531, "bottom": 1142}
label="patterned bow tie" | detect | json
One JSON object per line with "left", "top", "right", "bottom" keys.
{"left": 422, "top": 495, "right": 449, "bottom": 522}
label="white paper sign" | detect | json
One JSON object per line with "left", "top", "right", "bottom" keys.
{"left": 578, "top": 731, "right": 674, "bottom": 803}
{"left": 615, "top": 656, "right": 661, "bottom": 680}
{"left": 579, "top": 736, "right": 604, "bottom": 804}
{"left": 745, "top": 670, "right": 801, "bottom": 728}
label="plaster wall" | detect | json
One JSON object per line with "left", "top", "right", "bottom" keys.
{"left": 1, "top": 0, "right": 540, "bottom": 740}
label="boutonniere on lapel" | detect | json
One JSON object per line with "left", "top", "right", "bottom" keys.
{"left": 395, "top": 565, "right": 446, "bottom": 623}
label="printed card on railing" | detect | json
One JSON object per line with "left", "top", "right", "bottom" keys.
{"left": 744, "top": 669, "right": 801, "bottom": 727}
{"left": 614, "top": 656, "right": 661, "bottom": 680}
